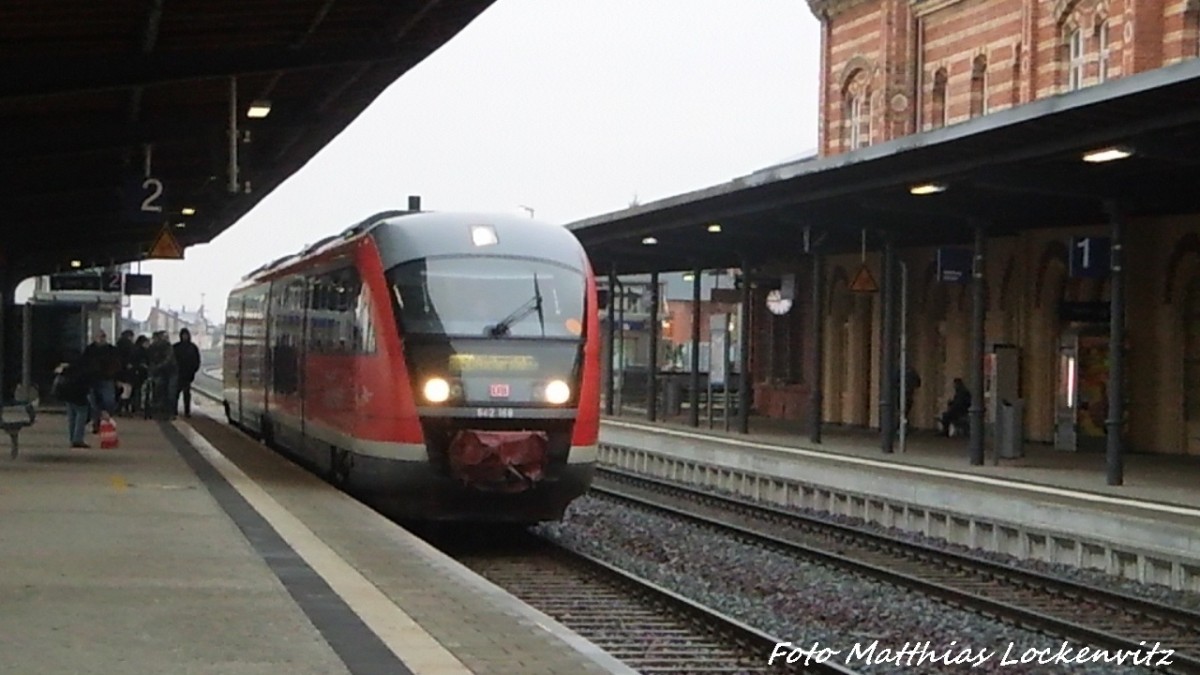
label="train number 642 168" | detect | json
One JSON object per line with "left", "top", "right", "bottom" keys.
{"left": 475, "top": 407, "right": 515, "bottom": 418}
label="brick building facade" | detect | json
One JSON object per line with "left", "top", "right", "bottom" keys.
{"left": 731, "top": 0, "right": 1200, "bottom": 453}
{"left": 812, "top": 0, "right": 1200, "bottom": 156}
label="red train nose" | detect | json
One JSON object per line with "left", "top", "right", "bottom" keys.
{"left": 447, "top": 430, "right": 549, "bottom": 493}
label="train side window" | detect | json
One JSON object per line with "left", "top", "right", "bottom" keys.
{"left": 353, "top": 271, "right": 375, "bottom": 354}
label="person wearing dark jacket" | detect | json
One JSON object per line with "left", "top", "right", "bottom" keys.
{"left": 129, "top": 335, "right": 150, "bottom": 415}
{"left": 81, "top": 330, "right": 121, "bottom": 432}
{"left": 146, "top": 331, "right": 177, "bottom": 419}
{"left": 940, "top": 378, "right": 972, "bottom": 437}
{"left": 54, "top": 358, "right": 93, "bottom": 448}
{"left": 115, "top": 330, "right": 136, "bottom": 416}
{"left": 173, "top": 328, "right": 201, "bottom": 417}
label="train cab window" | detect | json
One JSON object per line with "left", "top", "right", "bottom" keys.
{"left": 386, "top": 256, "right": 585, "bottom": 339}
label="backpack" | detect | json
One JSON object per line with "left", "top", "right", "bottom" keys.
{"left": 52, "top": 367, "right": 88, "bottom": 404}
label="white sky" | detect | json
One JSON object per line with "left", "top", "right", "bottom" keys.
{"left": 130, "top": 0, "right": 822, "bottom": 322}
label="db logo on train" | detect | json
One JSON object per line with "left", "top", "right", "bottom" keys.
{"left": 489, "top": 383, "right": 510, "bottom": 398}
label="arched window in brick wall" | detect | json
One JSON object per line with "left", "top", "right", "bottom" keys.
{"left": 842, "top": 69, "right": 872, "bottom": 150}
{"left": 1066, "top": 28, "right": 1085, "bottom": 91}
{"left": 969, "top": 56, "right": 988, "bottom": 118}
{"left": 1096, "top": 21, "right": 1110, "bottom": 83}
{"left": 931, "top": 68, "right": 948, "bottom": 129}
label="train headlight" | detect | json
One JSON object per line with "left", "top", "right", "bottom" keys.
{"left": 544, "top": 379, "right": 571, "bottom": 405}
{"left": 423, "top": 377, "right": 451, "bottom": 403}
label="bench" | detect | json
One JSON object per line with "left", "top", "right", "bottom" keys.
{"left": 1, "top": 401, "right": 37, "bottom": 459}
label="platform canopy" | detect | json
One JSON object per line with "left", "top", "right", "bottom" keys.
{"left": 0, "top": 0, "right": 496, "bottom": 280}
{"left": 569, "top": 58, "right": 1200, "bottom": 275}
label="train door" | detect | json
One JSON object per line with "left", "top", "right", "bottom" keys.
{"left": 223, "top": 296, "right": 244, "bottom": 424}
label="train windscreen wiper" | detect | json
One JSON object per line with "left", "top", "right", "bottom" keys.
{"left": 488, "top": 273, "right": 545, "bottom": 337}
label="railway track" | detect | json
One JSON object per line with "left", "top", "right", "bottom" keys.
{"left": 443, "top": 531, "right": 859, "bottom": 675}
{"left": 594, "top": 467, "right": 1200, "bottom": 674}
{"left": 190, "top": 377, "right": 856, "bottom": 673}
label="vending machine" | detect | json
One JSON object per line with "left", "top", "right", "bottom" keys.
{"left": 1054, "top": 327, "right": 1121, "bottom": 452}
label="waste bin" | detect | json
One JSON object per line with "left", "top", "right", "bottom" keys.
{"left": 996, "top": 399, "right": 1025, "bottom": 459}
{"left": 662, "top": 376, "right": 683, "bottom": 416}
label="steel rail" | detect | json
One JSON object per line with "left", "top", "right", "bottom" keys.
{"left": 593, "top": 467, "right": 1200, "bottom": 675}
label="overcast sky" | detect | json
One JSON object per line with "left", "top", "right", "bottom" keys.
{"left": 128, "top": 0, "right": 821, "bottom": 322}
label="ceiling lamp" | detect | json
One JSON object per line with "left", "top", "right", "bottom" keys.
{"left": 910, "top": 182, "right": 947, "bottom": 195}
{"left": 70, "top": 260, "right": 81, "bottom": 268}
{"left": 641, "top": 236, "right": 658, "bottom": 245}
{"left": 707, "top": 223, "right": 722, "bottom": 233}
{"left": 1082, "top": 146, "right": 1132, "bottom": 163}
{"left": 181, "top": 207, "right": 196, "bottom": 216}
{"left": 246, "top": 100, "right": 272, "bottom": 119}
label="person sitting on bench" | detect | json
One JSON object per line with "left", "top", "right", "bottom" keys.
{"left": 939, "top": 378, "right": 971, "bottom": 437}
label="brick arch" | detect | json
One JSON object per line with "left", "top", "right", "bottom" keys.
{"left": 1164, "top": 233, "right": 1200, "bottom": 304}
{"left": 1034, "top": 241, "right": 1070, "bottom": 308}
{"left": 1054, "top": 0, "right": 1086, "bottom": 26}
{"left": 838, "top": 56, "right": 874, "bottom": 92}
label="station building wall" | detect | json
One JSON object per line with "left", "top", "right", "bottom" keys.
{"left": 811, "top": 0, "right": 1200, "bottom": 155}
{"left": 775, "top": 0, "right": 1200, "bottom": 453}
{"left": 745, "top": 219, "right": 1200, "bottom": 455}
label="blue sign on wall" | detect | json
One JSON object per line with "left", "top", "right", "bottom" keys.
{"left": 937, "top": 248, "right": 972, "bottom": 284}
{"left": 1069, "top": 236, "right": 1111, "bottom": 279}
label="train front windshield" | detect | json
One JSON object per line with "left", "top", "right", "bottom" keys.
{"left": 387, "top": 256, "right": 586, "bottom": 339}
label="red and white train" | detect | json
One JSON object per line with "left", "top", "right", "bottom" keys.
{"left": 222, "top": 209, "right": 600, "bottom": 522}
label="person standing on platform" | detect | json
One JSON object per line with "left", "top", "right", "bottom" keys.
{"left": 173, "top": 328, "right": 201, "bottom": 418}
{"left": 115, "top": 330, "right": 136, "bottom": 416}
{"left": 53, "top": 358, "right": 93, "bottom": 449}
{"left": 81, "top": 330, "right": 121, "bottom": 433}
{"left": 146, "top": 331, "right": 177, "bottom": 420}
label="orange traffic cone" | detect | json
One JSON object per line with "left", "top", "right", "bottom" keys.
{"left": 99, "top": 415, "right": 120, "bottom": 449}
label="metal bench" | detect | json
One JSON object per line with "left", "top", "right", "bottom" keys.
{"left": 1, "top": 401, "right": 37, "bottom": 459}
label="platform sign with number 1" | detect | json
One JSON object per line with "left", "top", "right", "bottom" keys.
{"left": 1069, "top": 236, "right": 1111, "bottom": 279}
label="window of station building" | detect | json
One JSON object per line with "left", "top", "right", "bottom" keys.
{"left": 969, "top": 56, "right": 988, "bottom": 118}
{"left": 842, "top": 69, "right": 872, "bottom": 151}
{"left": 847, "top": 92, "right": 871, "bottom": 149}
{"left": 1067, "top": 28, "right": 1085, "bottom": 91}
{"left": 930, "top": 68, "right": 948, "bottom": 129}
{"left": 1096, "top": 21, "right": 1110, "bottom": 83}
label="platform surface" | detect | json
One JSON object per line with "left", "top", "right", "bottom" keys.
{"left": 0, "top": 406, "right": 634, "bottom": 675}
{"left": 605, "top": 413, "right": 1200, "bottom": 512}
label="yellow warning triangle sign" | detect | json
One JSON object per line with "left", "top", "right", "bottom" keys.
{"left": 147, "top": 226, "right": 184, "bottom": 259}
{"left": 849, "top": 264, "right": 878, "bottom": 293}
